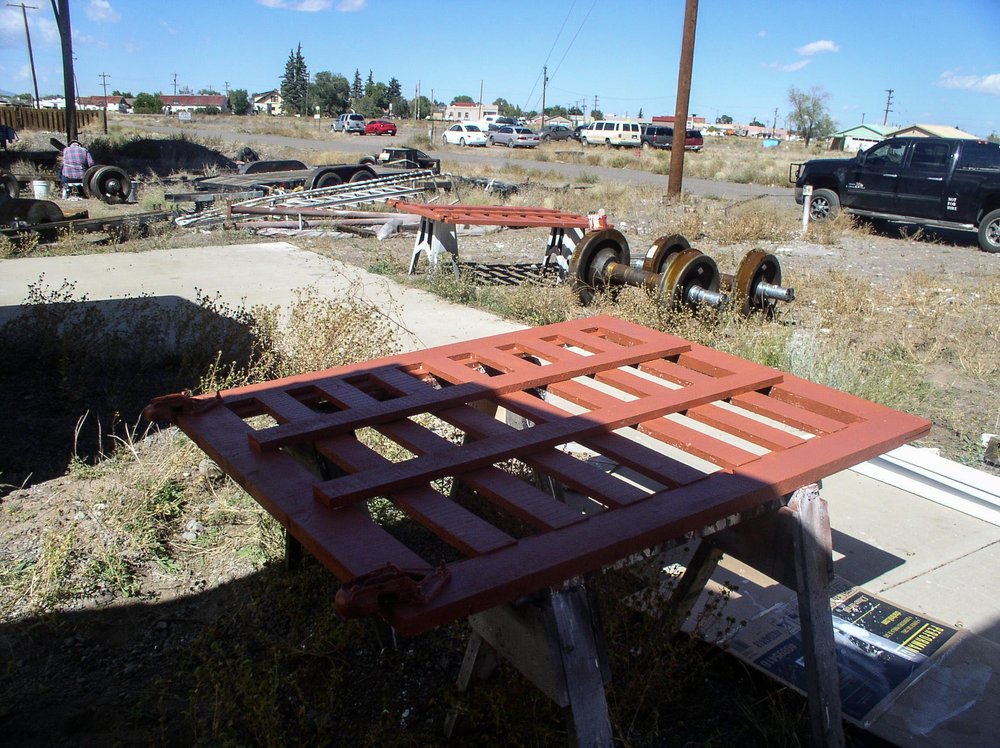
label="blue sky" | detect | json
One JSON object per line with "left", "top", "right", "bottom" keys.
{"left": 1, "top": 0, "right": 998, "bottom": 136}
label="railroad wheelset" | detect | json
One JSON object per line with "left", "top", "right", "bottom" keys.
{"left": 82, "top": 165, "right": 130, "bottom": 203}
{"left": 568, "top": 229, "right": 726, "bottom": 311}
{"left": 567, "top": 229, "right": 794, "bottom": 317}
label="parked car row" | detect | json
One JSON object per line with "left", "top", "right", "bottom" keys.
{"left": 330, "top": 113, "right": 397, "bottom": 136}
{"left": 435, "top": 119, "right": 704, "bottom": 151}
{"left": 639, "top": 124, "right": 704, "bottom": 151}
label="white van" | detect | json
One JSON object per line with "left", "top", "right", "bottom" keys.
{"left": 580, "top": 120, "right": 641, "bottom": 148}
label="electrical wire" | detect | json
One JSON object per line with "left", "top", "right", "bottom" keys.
{"left": 523, "top": 0, "right": 577, "bottom": 110}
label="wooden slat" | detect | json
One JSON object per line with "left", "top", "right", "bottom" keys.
{"left": 256, "top": 390, "right": 515, "bottom": 557}
{"left": 251, "top": 335, "right": 690, "bottom": 453}
{"left": 315, "top": 368, "right": 783, "bottom": 507}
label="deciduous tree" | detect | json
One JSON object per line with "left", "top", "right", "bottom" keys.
{"left": 451, "top": 95, "right": 474, "bottom": 105}
{"left": 311, "top": 71, "right": 350, "bottom": 116}
{"left": 229, "top": 88, "right": 250, "bottom": 115}
{"left": 132, "top": 92, "right": 163, "bottom": 114}
{"left": 787, "top": 86, "right": 835, "bottom": 147}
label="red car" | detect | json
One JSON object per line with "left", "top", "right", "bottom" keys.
{"left": 365, "top": 119, "right": 397, "bottom": 136}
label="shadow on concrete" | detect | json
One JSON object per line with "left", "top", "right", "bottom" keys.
{"left": 0, "top": 294, "right": 256, "bottom": 494}
{"left": 831, "top": 528, "right": 906, "bottom": 586}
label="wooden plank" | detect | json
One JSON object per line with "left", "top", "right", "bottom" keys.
{"left": 314, "top": 368, "right": 783, "bottom": 507}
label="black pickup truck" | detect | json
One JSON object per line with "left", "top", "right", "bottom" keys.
{"left": 791, "top": 137, "right": 1000, "bottom": 253}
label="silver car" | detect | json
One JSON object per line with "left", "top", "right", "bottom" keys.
{"left": 488, "top": 126, "right": 540, "bottom": 148}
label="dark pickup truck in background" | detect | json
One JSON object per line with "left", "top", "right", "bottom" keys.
{"left": 791, "top": 137, "right": 1000, "bottom": 253}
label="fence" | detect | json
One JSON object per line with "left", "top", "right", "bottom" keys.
{"left": 0, "top": 107, "right": 100, "bottom": 133}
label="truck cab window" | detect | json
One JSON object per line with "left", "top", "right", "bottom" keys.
{"left": 910, "top": 141, "right": 951, "bottom": 171}
{"left": 867, "top": 141, "right": 906, "bottom": 166}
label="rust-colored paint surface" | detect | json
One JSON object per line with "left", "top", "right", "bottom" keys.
{"left": 147, "top": 316, "right": 930, "bottom": 636}
{"left": 388, "top": 199, "right": 590, "bottom": 229}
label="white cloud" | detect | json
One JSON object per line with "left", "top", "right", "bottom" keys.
{"left": 73, "top": 31, "right": 109, "bottom": 48}
{"left": 257, "top": 0, "right": 344, "bottom": 9}
{"left": 1, "top": 9, "right": 58, "bottom": 48}
{"left": 160, "top": 19, "right": 178, "bottom": 35}
{"left": 937, "top": 70, "right": 1000, "bottom": 96}
{"left": 336, "top": 0, "right": 367, "bottom": 10}
{"left": 796, "top": 40, "right": 839, "bottom": 56}
{"left": 87, "top": 0, "right": 121, "bottom": 23}
{"left": 757, "top": 30, "right": 766, "bottom": 38}
{"left": 763, "top": 60, "right": 811, "bottom": 73}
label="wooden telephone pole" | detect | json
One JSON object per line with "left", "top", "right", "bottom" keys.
{"left": 7, "top": 3, "right": 41, "bottom": 108}
{"left": 50, "top": 0, "right": 77, "bottom": 142}
{"left": 667, "top": 0, "right": 698, "bottom": 198}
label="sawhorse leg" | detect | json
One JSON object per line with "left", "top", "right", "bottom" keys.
{"left": 543, "top": 227, "right": 584, "bottom": 280}
{"left": 408, "top": 216, "right": 460, "bottom": 277}
{"left": 450, "top": 580, "right": 613, "bottom": 747}
{"left": 663, "top": 485, "right": 845, "bottom": 748}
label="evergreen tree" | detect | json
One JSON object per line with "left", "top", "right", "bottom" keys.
{"left": 365, "top": 70, "right": 375, "bottom": 97}
{"left": 279, "top": 44, "right": 309, "bottom": 115}
{"left": 638, "top": 108, "right": 643, "bottom": 119}
{"left": 352, "top": 69, "right": 363, "bottom": 102}
{"left": 387, "top": 77, "right": 401, "bottom": 101}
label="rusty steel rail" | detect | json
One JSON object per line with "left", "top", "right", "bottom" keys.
{"left": 389, "top": 199, "right": 591, "bottom": 229}
{"left": 146, "top": 316, "right": 929, "bottom": 636}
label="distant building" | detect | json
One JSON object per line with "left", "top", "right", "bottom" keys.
{"left": 444, "top": 101, "right": 498, "bottom": 121}
{"left": 652, "top": 115, "right": 707, "bottom": 129}
{"left": 886, "top": 123, "right": 979, "bottom": 139}
{"left": 76, "top": 95, "right": 132, "bottom": 113}
{"left": 831, "top": 124, "right": 893, "bottom": 151}
{"left": 161, "top": 94, "right": 229, "bottom": 114}
{"left": 253, "top": 90, "right": 282, "bottom": 115}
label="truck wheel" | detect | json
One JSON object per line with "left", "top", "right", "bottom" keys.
{"left": 979, "top": 208, "right": 1000, "bottom": 253}
{"left": 809, "top": 188, "right": 840, "bottom": 222}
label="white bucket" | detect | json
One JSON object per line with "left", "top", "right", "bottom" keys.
{"left": 31, "top": 180, "right": 50, "bottom": 199}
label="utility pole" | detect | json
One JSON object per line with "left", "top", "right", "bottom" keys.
{"left": 861, "top": 112, "right": 865, "bottom": 124}
{"left": 99, "top": 71, "right": 110, "bottom": 133}
{"left": 593, "top": 95, "right": 598, "bottom": 117}
{"left": 71, "top": 53, "right": 80, "bottom": 106}
{"left": 478, "top": 79, "right": 484, "bottom": 121}
{"left": 7, "top": 3, "right": 41, "bottom": 108}
{"left": 51, "top": 0, "right": 77, "bottom": 142}
{"left": 224, "top": 81, "right": 229, "bottom": 98}
{"left": 882, "top": 89, "right": 894, "bottom": 126}
{"left": 772, "top": 107, "right": 778, "bottom": 136}
{"left": 667, "top": 0, "right": 698, "bottom": 198}
{"left": 173, "top": 73, "right": 178, "bottom": 96}
{"left": 430, "top": 88, "right": 435, "bottom": 140}
{"left": 546, "top": 70, "right": 552, "bottom": 120}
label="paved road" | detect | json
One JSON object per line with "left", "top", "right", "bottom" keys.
{"left": 130, "top": 121, "right": 794, "bottom": 202}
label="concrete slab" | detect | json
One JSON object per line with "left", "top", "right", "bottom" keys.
{"left": 0, "top": 242, "right": 525, "bottom": 350}
{"left": 820, "top": 470, "right": 1000, "bottom": 640}
{"left": 2, "top": 240, "right": 996, "bottom": 638}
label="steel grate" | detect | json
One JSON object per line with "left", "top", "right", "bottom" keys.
{"left": 148, "top": 316, "right": 930, "bottom": 635}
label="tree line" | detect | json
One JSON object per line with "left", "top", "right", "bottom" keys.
{"left": 278, "top": 44, "right": 410, "bottom": 119}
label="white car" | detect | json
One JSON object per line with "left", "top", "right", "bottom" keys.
{"left": 442, "top": 123, "right": 488, "bottom": 147}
